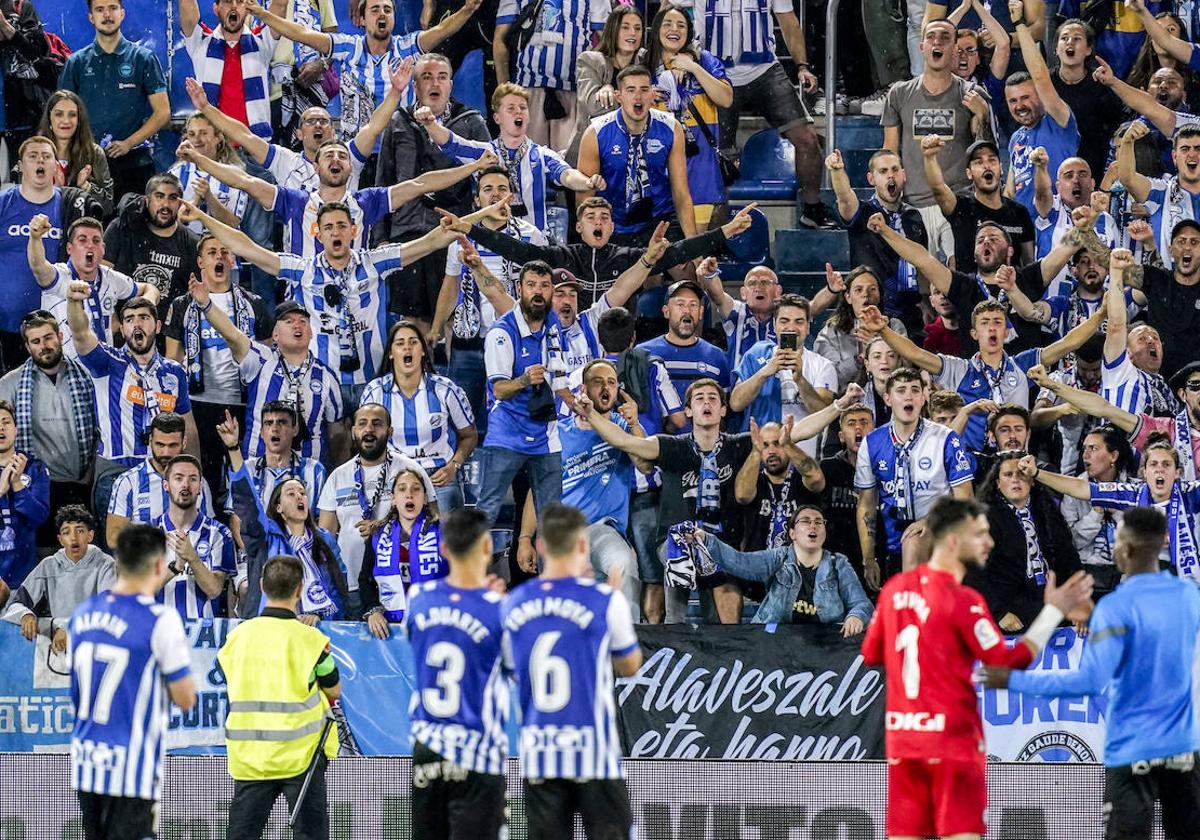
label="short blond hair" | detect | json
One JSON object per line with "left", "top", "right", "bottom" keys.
{"left": 491, "top": 82, "right": 531, "bottom": 112}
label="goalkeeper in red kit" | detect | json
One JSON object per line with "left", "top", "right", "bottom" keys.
{"left": 861, "top": 496, "right": 1094, "bottom": 840}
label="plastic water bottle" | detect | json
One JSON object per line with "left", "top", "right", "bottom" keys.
{"left": 779, "top": 369, "right": 798, "bottom": 405}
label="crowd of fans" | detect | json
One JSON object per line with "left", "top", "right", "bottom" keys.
{"left": 1, "top": 0, "right": 1199, "bottom": 638}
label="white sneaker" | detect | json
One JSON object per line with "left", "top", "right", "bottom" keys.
{"left": 858, "top": 88, "right": 889, "bottom": 117}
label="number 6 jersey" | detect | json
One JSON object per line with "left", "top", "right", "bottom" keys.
{"left": 502, "top": 577, "right": 639, "bottom": 780}
{"left": 405, "top": 581, "right": 510, "bottom": 775}
{"left": 860, "top": 566, "right": 1035, "bottom": 760}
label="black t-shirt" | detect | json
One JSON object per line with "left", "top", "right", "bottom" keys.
{"left": 1142, "top": 265, "right": 1200, "bottom": 379}
{"left": 163, "top": 289, "right": 273, "bottom": 344}
{"left": 104, "top": 210, "right": 199, "bottom": 321}
{"left": 790, "top": 563, "right": 821, "bottom": 625}
{"left": 742, "top": 469, "right": 822, "bottom": 552}
{"left": 947, "top": 262, "right": 1048, "bottom": 354}
{"left": 844, "top": 197, "right": 928, "bottom": 322}
{"left": 655, "top": 432, "right": 752, "bottom": 548}
{"left": 1051, "top": 69, "right": 1125, "bottom": 185}
{"left": 946, "top": 194, "right": 1036, "bottom": 275}
{"left": 820, "top": 451, "right": 867, "bottom": 576}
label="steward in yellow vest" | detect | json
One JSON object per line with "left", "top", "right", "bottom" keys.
{"left": 219, "top": 555, "right": 340, "bottom": 840}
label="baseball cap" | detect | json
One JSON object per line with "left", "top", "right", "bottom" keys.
{"left": 274, "top": 300, "right": 311, "bottom": 320}
{"left": 1169, "top": 360, "right": 1200, "bottom": 392}
{"left": 552, "top": 268, "right": 579, "bottom": 289}
{"left": 966, "top": 139, "right": 1000, "bottom": 163}
{"left": 1171, "top": 218, "right": 1200, "bottom": 241}
{"left": 666, "top": 279, "right": 704, "bottom": 300}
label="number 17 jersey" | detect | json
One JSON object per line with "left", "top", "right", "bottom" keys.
{"left": 861, "top": 566, "right": 1035, "bottom": 760}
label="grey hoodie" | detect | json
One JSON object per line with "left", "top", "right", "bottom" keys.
{"left": 3, "top": 545, "right": 116, "bottom": 636}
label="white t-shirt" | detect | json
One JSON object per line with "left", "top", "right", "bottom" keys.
{"left": 780, "top": 350, "right": 838, "bottom": 457}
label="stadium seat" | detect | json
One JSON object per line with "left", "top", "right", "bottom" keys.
{"left": 727, "top": 130, "right": 797, "bottom": 201}
{"left": 723, "top": 206, "right": 770, "bottom": 265}
{"left": 775, "top": 228, "right": 851, "bottom": 274}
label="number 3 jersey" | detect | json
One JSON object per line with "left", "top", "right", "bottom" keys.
{"left": 68, "top": 592, "right": 192, "bottom": 800}
{"left": 860, "top": 566, "right": 1034, "bottom": 760}
{"left": 404, "top": 581, "right": 509, "bottom": 775}
{"left": 502, "top": 577, "right": 639, "bottom": 780}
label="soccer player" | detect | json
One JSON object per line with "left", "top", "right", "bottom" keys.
{"left": 502, "top": 503, "right": 643, "bottom": 839}
{"left": 861, "top": 496, "right": 1093, "bottom": 840}
{"left": 68, "top": 525, "right": 197, "bottom": 839}
{"left": 405, "top": 507, "right": 509, "bottom": 839}
{"left": 982, "top": 505, "right": 1200, "bottom": 840}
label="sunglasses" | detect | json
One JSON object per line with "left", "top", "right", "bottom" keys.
{"left": 1185, "top": 381, "right": 1200, "bottom": 392}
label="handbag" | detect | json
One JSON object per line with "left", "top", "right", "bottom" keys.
{"left": 687, "top": 100, "right": 740, "bottom": 187}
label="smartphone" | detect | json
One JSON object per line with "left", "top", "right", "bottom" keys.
{"left": 779, "top": 333, "right": 799, "bottom": 351}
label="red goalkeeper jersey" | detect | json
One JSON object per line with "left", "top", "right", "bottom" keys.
{"left": 861, "top": 566, "right": 1035, "bottom": 760}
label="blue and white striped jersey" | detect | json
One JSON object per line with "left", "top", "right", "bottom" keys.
{"left": 359, "top": 373, "right": 474, "bottom": 471}
{"left": 79, "top": 346, "right": 192, "bottom": 467}
{"left": 722, "top": 300, "right": 776, "bottom": 371}
{"left": 1035, "top": 196, "right": 1118, "bottom": 297}
{"left": 502, "top": 577, "right": 639, "bottom": 780}
{"left": 438, "top": 133, "right": 570, "bottom": 232}
{"left": 152, "top": 512, "right": 237, "bottom": 620}
{"left": 170, "top": 161, "right": 249, "bottom": 234}
{"left": 495, "top": 0, "right": 609, "bottom": 90}
{"left": 556, "top": 297, "right": 608, "bottom": 374}
{"left": 934, "top": 349, "right": 1041, "bottom": 451}
{"left": 1101, "top": 349, "right": 1180, "bottom": 418}
{"left": 637, "top": 334, "right": 732, "bottom": 398}
{"left": 277, "top": 246, "right": 401, "bottom": 386}
{"left": 262, "top": 142, "right": 365, "bottom": 194}
{"left": 108, "top": 461, "right": 216, "bottom": 523}
{"left": 41, "top": 263, "right": 136, "bottom": 358}
{"left": 680, "top": 0, "right": 790, "bottom": 86}
{"left": 69, "top": 592, "right": 191, "bottom": 800}
{"left": 272, "top": 184, "right": 392, "bottom": 259}
{"left": 327, "top": 31, "right": 422, "bottom": 140}
{"left": 239, "top": 343, "right": 344, "bottom": 462}
{"left": 405, "top": 580, "right": 509, "bottom": 775}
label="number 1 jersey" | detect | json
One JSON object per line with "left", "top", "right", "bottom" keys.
{"left": 861, "top": 566, "right": 1034, "bottom": 760}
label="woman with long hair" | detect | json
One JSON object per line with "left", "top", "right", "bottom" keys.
{"left": 359, "top": 320, "right": 477, "bottom": 512}
{"left": 567, "top": 6, "right": 644, "bottom": 164}
{"left": 1127, "top": 12, "right": 1199, "bottom": 106}
{"left": 220, "top": 411, "right": 347, "bottom": 623}
{"left": 171, "top": 112, "right": 248, "bottom": 234}
{"left": 969, "top": 451, "right": 1082, "bottom": 632}
{"left": 644, "top": 2, "right": 733, "bottom": 215}
{"left": 1061, "top": 425, "right": 1137, "bottom": 598}
{"left": 360, "top": 468, "right": 445, "bottom": 638}
{"left": 36, "top": 90, "right": 113, "bottom": 215}
{"left": 813, "top": 266, "right": 908, "bottom": 391}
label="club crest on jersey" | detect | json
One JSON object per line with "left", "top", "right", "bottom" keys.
{"left": 918, "top": 457, "right": 933, "bottom": 470}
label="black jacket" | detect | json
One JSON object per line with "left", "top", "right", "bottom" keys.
{"left": 467, "top": 223, "right": 731, "bottom": 311}
{"left": 375, "top": 99, "right": 490, "bottom": 242}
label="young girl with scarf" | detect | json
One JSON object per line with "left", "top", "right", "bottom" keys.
{"left": 219, "top": 410, "right": 347, "bottom": 621}
{"left": 1022, "top": 435, "right": 1200, "bottom": 582}
{"left": 360, "top": 468, "right": 446, "bottom": 638}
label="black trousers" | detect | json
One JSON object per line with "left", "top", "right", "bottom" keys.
{"left": 411, "top": 742, "right": 507, "bottom": 839}
{"left": 190, "top": 399, "right": 244, "bottom": 508}
{"left": 226, "top": 756, "right": 328, "bottom": 840}
{"left": 524, "top": 777, "right": 633, "bottom": 840}
{"left": 77, "top": 791, "right": 157, "bottom": 840}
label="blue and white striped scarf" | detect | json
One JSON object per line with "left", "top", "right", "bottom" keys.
{"left": 197, "top": 26, "right": 274, "bottom": 139}
{"left": 182, "top": 287, "right": 255, "bottom": 395}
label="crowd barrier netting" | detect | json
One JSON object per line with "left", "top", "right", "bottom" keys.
{"left": 0, "top": 754, "right": 1165, "bottom": 839}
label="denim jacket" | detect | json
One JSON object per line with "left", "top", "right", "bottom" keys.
{"left": 706, "top": 537, "right": 875, "bottom": 625}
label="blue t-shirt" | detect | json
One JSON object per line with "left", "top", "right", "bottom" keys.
{"left": 1009, "top": 571, "right": 1200, "bottom": 766}
{"left": 592, "top": 108, "right": 680, "bottom": 234}
{"left": 1009, "top": 111, "right": 1080, "bottom": 214}
{"left": 59, "top": 36, "right": 167, "bottom": 149}
{"left": 0, "top": 187, "right": 62, "bottom": 332}
{"left": 636, "top": 335, "right": 731, "bottom": 399}
{"left": 560, "top": 412, "right": 634, "bottom": 532}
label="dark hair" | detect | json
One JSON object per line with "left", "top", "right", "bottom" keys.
{"left": 928, "top": 389, "right": 965, "bottom": 416}
{"left": 975, "top": 221, "right": 1012, "bottom": 245}
{"left": 38, "top": 90, "right": 100, "bottom": 189}
{"left": 144, "top": 172, "right": 182, "bottom": 198}
{"left": 986, "top": 404, "right": 1030, "bottom": 437}
{"left": 261, "top": 400, "right": 299, "bottom": 426}
{"left": 0, "top": 399, "right": 14, "bottom": 425}
{"left": 316, "top": 200, "right": 353, "bottom": 227}
{"left": 596, "top": 5, "right": 644, "bottom": 59}
{"left": 373, "top": 468, "right": 437, "bottom": 533}
{"left": 684, "top": 377, "right": 727, "bottom": 407}
{"left": 1129, "top": 12, "right": 1190, "bottom": 92}
{"left": 926, "top": 496, "right": 988, "bottom": 542}
{"left": 581, "top": 357, "right": 619, "bottom": 384}
{"left": 772, "top": 293, "right": 811, "bottom": 319}
{"left": 1056, "top": 17, "right": 1096, "bottom": 47}
{"left": 616, "top": 64, "right": 653, "bottom": 86}
{"left": 164, "top": 454, "right": 202, "bottom": 477}
{"left": 787, "top": 504, "right": 826, "bottom": 531}
{"left": 115, "top": 525, "right": 166, "bottom": 577}
{"left": 1175, "top": 126, "right": 1200, "bottom": 147}
{"left": 1004, "top": 70, "right": 1034, "bottom": 88}
{"left": 538, "top": 503, "right": 588, "bottom": 558}
{"left": 1118, "top": 506, "right": 1169, "bottom": 567}
{"left": 262, "top": 555, "right": 305, "bottom": 600}
{"left": 867, "top": 149, "right": 902, "bottom": 171}
{"left": 353, "top": 401, "right": 391, "bottom": 425}
{"left": 475, "top": 165, "right": 511, "bottom": 194}
{"left": 832, "top": 266, "right": 882, "bottom": 334}
{"left": 1082, "top": 424, "right": 1136, "bottom": 478}
{"left": 55, "top": 504, "right": 95, "bottom": 533}
{"left": 266, "top": 479, "right": 349, "bottom": 601}
{"left": 518, "top": 259, "right": 554, "bottom": 285}
{"left": 577, "top": 196, "right": 613, "bottom": 217}
{"left": 315, "top": 138, "right": 352, "bottom": 161}
{"left": 978, "top": 451, "right": 1063, "bottom": 533}
{"left": 149, "top": 411, "right": 187, "bottom": 438}
{"left": 87, "top": 0, "right": 123, "bottom": 8}
{"left": 883, "top": 367, "right": 923, "bottom": 393}
{"left": 441, "top": 507, "right": 492, "bottom": 559}
{"left": 1075, "top": 335, "right": 1104, "bottom": 365}
{"left": 646, "top": 4, "right": 697, "bottom": 76}
{"left": 597, "top": 306, "right": 637, "bottom": 352}
{"left": 970, "top": 298, "right": 1008, "bottom": 327}
{"left": 66, "top": 216, "right": 104, "bottom": 241}
{"left": 117, "top": 297, "right": 158, "bottom": 321}
{"left": 19, "top": 309, "right": 58, "bottom": 341}
{"left": 1143, "top": 432, "right": 1182, "bottom": 469}
{"left": 385, "top": 319, "right": 435, "bottom": 376}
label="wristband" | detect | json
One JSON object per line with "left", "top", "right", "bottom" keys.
{"left": 518, "top": 534, "right": 533, "bottom": 542}
{"left": 702, "top": 269, "right": 721, "bottom": 281}
{"left": 639, "top": 256, "right": 654, "bottom": 268}
{"left": 1022, "top": 604, "right": 1064, "bottom": 652}
{"left": 199, "top": 299, "right": 214, "bottom": 314}
{"left": 225, "top": 443, "right": 241, "bottom": 451}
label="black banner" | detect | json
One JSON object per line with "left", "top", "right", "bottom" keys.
{"left": 616, "top": 624, "right": 886, "bottom": 761}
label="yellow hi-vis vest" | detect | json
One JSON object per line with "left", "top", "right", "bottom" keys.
{"left": 218, "top": 616, "right": 339, "bottom": 780}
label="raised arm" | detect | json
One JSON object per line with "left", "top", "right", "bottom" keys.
{"left": 1010, "top": 0, "right": 1071, "bottom": 126}
{"left": 1104, "top": 248, "right": 1131, "bottom": 363}
{"left": 184, "top": 273, "right": 253, "bottom": 362}
{"left": 396, "top": 226, "right": 458, "bottom": 270}
{"left": 790, "top": 383, "right": 866, "bottom": 443}
{"left": 865, "top": 212, "right": 953, "bottom": 293}
{"left": 1017, "top": 453, "right": 1091, "bottom": 500}
{"left": 177, "top": 144, "right": 277, "bottom": 211}
{"left": 388, "top": 152, "right": 497, "bottom": 209}
{"left": 354, "top": 59, "right": 413, "bottom": 159}
{"left": 178, "top": 201, "right": 281, "bottom": 276}
{"left": 184, "top": 78, "right": 269, "bottom": 163}
{"left": 1114, "top": 121, "right": 1153, "bottom": 203}
{"left": 244, "top": 0, "right": 332, "bottom": 54}
{"left": 1040, "top": 301, "right": 1103, "bottom": 367}
{"left": 1030, "top": 146, "right": 1054, "bottom": 220}
{"left": 921, "top": 135, "right": 959, "bottom": 217}
{"left": 64, "top": 280, "right": 99, "bottom": 357}
{"left": 576, "top": 396, "right": 662, "bottom": 462}
{"left": 26, "top": 214, "right": 56, "bottom": 287}
{"left": 1031, "top": 361, "right": 1138, "bottom": 433}
{"left": 180, "top": 0, "right": 200, "bottom": 37}
{"left": 994, "top": 264, "right": 1052, "bottom": 324}
{"left": 417, "top": 0, "right": 481, "bottom": 53}
{"left": 734, "top": 423, "right": 765, "bottom": 504}
{"left": 860, "top": 304, "right": 943, "bottom": 375}
{"left": 973, "top": 0, "right": 1013, "bottom": 77}
{"left": 1039, "top": 235, "right": 1083, "bottom": 286}
{"left": 696, "top": 258, "right": 737, "bottom": 320}
{"left": 1093, "top": 59, "right": 1179, "bottom": 140}
{"left": 1130, "top": 0, "right": 1194, "bottom": 64}
{"left": 825, "top": 150, "right": 859, "bottom": 222}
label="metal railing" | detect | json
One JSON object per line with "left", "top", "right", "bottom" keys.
{"left": 823, "top": 0, "right": 843, "bottom": 185}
